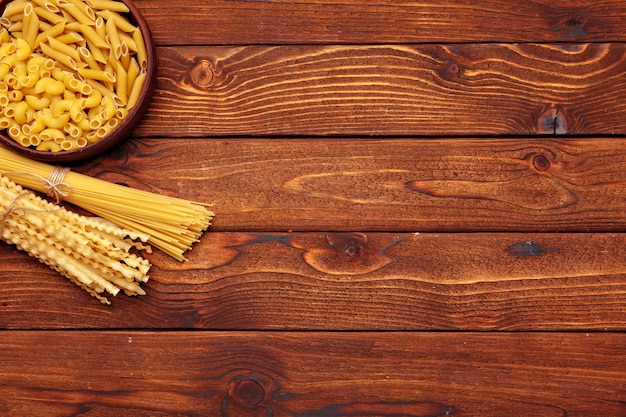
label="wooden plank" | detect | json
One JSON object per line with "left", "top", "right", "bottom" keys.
{"left": 0, "top": 331, "right": 624, "bottom": 416}
{"left": 137, "top": 44, "right": 626, "bottom": 137}
{"left": 138, "top": 1, "right": 626, "bottom": 45}
{"left": 78, "top": 137, "right": 626, "bottom": 232}
{"left": 2, "top": 232, "right": 625, "bottom": 330}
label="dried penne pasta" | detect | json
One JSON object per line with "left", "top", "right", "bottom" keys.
{"left": 46, "top": 34, "right": 80, "bottom": 60}
{"left": 99, "top": 9, "right": 134, "bottom": 33}
{"left": 33, "top": 6, "right": 65, "bottom": 26}
{"left": 114, "top": 61, "right": 127, "bottom": 104}
{"left": 78, "top": 67, "right": 115, "bottom": 82}
{"left": 23, "top": 3, "right": 39, "bottom": 48}
{"left": 39, "top": 42, "right": 78, "bottom": 70}
{"left": 78, "top": 23, "right": 108, "bottom": 48}
{"left": 2, "top": 1, "right": 27, "bottom": 19}
{"left": 104, "top": 15, "right": 120, "bottom": 51}
{"left": 132, "top": 27, "right": 147, "bottom": 69}
{"left": 59, "top": 1, "right": 95, "bottom": 26}
{"left": 126, "top": 70, "right": 144, "bottom": 109}
{"left": 87, "top": 0, "right": 129, "bottom": 13}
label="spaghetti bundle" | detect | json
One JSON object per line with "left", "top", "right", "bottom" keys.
{"left": 0, "top": 174, "right": 150, "bottom": 304}
{"left": 0, "top": 145, "right": 214, "bottom": 261}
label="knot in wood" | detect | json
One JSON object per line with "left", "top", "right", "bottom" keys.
{"left": 537, "top": 106, "right": 568, "bottom": 135}
{"left": 447, "top": 63, "right": 460, "bottom": 75}
{"left": 345, "top": 243, "right": 359, "bottom": 257}
{"left": 326, "top": 234, "right": 367, "bottom": 262}
{"left": 532, "top": 154, "right": 551, "bottom": 171}
{"left": 230, "top": 378, "right": 265, "bottom": 409}
{"left": 191, "top": 60, "right": 214, "bottom": 88}
{"left": 566, "top": 15, "right": 584, "bottom": 27}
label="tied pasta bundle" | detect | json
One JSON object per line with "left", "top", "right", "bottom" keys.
{"left": 0, "top": 0, "right": 148, "bottom": 151}
{"left": 0, "top": 146, "right": 214, "bottom": 261}
{"left": 0, "top": 173, "right": 151, "bottom": 304}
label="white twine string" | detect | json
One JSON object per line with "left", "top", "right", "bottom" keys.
{"left": 2, "top": 167, "right": 72, "bottom": 203}
{"left": 0, "top": 168, "right": 72, "bottom": 237}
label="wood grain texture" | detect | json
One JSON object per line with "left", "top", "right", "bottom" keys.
{"left": 1, "top": 331, "right": 624, "bottom": 416}
{"left": 75, "top": 137, "right": 626, "bottom": 232}
{"left": 138, "top": 0, "right": 626, "bottom": 45}
{"left": 2, "top": 232, "right": 625, "bottom": 330}
{"left": 135, "top": 44, "right": 626, "bottom": 136}
{"left": 3, "top": 1, "right": 626, "bottom": 414}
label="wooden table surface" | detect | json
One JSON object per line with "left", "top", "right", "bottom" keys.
{"left": 2, "top": 1, "right": 626, "bottom": 415}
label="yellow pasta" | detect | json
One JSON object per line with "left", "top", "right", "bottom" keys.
{"left": 25, "top": 115, "right": 44, "bottom": 133}
{"left": 50, "top": 98, "right": 72, "bottom": 115}
{"left": 29, "top": 0, "right": 55, "bottom": 11}
{"left": 114, "top": 61, "right": 127, "bottom": 104}
{"left": 66, "top": 76, "right": 92, "bottom": 95}
{"left": 0, "top": 64, "right": 11, "bottom": 79}
{"left": 7, "top": 89, "right": 22, "bottom": 102}
{"left": 15, "top": 134, "right": 31, "bottom": 146}
{"left": 6, "top": 123, "right": 21, "bottom": 139}
{"left": 24, "top": 94, "right": 50, "bottom": 109}
{"left": 86, "top": 0, "right": 129, "bottom": 13}
{"left": 59, "top": 1, "right": 95, "bottom": 26}
{"left": 23, "top": 3, "right": 40, "bottom": 48}
{"left": 132, "top": 28, "right": 147, "bottom": 69}
{"left": 118, "top": 30, "right": 136, "bottom": 52}
{"left": 68, "top": 97, "right": 84, "bottom": 120}
{"left": 28, "top": 55, "right": 54, "bottom": 71}
{"left": 63, "top": 122, "right": 82, "bottom": 138}
{"left": 78, "top": 67, "right": 115, "bottom": 82}
{"left": 35, "top": 139, "right": 60, "bottom": 151}
{"left": 26, "top": 133, "right": 39, "bottom": 145}
{"left": 35, "top": 77, "right": 65, "bottom": 95}
{"left": 14, "top": 36, "right": 31, "bottom": 60}
{"left": 83, "top": 88, "right": 101, "bottom": 107}
{"left": 0, "top": 175, "right": 151, "bottom": 304}
{"left": 1, "top": 147, "right": 214, "bottom": 262}
{"left": 39, "top": 42, "right": 78, "bottom": 70}
{"left": 33, "top": 6, "right": 65, "bottom": 25}
{"left": 39, "top": 127, "right": 64, "bottom": 141}
{"left": 104, "top": 16, "right": 120, "bottom": 51}
{"left": 40, "top": 112, "right": 69, "bottom": 129}
{"left": 126, "top": 70, "right": 144, "bottom": 109}
{"left": 5, "top": 101, "right": 29, "bottom": 124}
{"left": 1, "top": 0, "right": 150, "bottom": 152}
{"left": 78, "top": 24, "right": 108, "bottom": 48}
{"left": 99, "top": 9, "right": 134, "bottom": 33}
{"left": 125, "top": 56, "right": 138, "bottom": 91}
{"left": 46, "top": 34, "right": 80, "bottom": 61}
{"left": 34, "top": 21, "right": 64, "bottom": 49}
{"left": 55, "top": 31, "right": 83, "bottom": 44}
{"left": 2, "top": 1, "right": 27, "bottom": 19}
{"left": 78, "top": 45, "right": 100, "bottom": 70}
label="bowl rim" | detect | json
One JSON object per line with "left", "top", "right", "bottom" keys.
{"left": 0, "top": 0, "right": 156, "bottom": 163}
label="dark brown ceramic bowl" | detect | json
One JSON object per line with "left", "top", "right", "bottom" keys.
{"left": 0, "top": 0, "right": 155, "bottom": 162}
